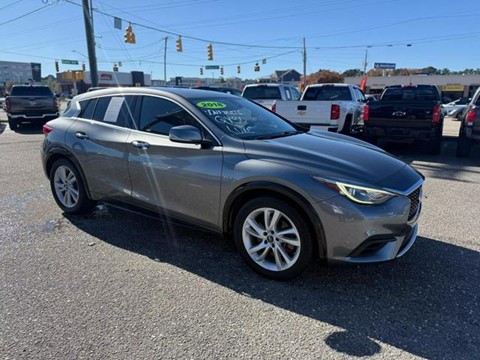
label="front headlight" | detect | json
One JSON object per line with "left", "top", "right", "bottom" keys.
{"left": 315, "top": 178, "right": 395, "bottom": 205}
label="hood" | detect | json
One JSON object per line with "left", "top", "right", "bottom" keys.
{"left": 243, "top": 130, "right": 414, "bottom": 188}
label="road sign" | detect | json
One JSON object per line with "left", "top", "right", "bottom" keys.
{"left": 374, "top": 62, "right": 396, "bottom": 70}
{"left": 61, "top": 59, "right": 79, "bottom": 65}
{"left": 205, "top": 65, "right": 220, "bottom": 70}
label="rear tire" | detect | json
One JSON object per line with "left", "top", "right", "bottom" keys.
{"left": 49, "top": 159, "right": 97, "bottom": 214}
{"left": 233, "top": 197, "right": 314, "bottom": 280}
{"left": 8, "top": 117, "right": 18, "bottom": 131}
{"left": 427, "top": 139, "right": 442, "bottom": 155}
{"left": 340, "top": 117, "right": 352, "bottom": 135}
{"left": 456, "top": 132, "right": 472, "bottom": 157}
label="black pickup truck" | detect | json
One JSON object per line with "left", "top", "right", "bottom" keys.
{"left": 363, "top": 85, "right": 444, "bottom": 154}
{"left": 5, "top": 85, "right": 59, "bottom": 130}
{"left": 456, "top": 86, "right": 480, "bottom": 157}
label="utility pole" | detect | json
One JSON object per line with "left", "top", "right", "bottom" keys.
{"left": 82, "top": 0, "right": 98, "bottom": 87}
{"left": 363, "top": 48, "right": 368, "bottom": 75}
{"left": 164, "top": 37, "right": 168, "bottom": 85}
{"left": 302, "top": 37, "right": 307, "bottom": 88}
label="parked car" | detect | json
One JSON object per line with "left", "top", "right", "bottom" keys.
{"left": 442, "top": 97, "right": 470, "bottom": 120}
{"left": 241, "top": 83, "right": 301, "bottom": 110}
{"left": 5, "top": 85, "right": 59, "bottom": 130}
{"left": 456, "top": 89, "right": 480, "bottom": 157}
{"left": 41, "top": 87, "right": 424, "bottom": 279}
{"left": 273, "top": 83, "right": 366, "bottom": 134}
{"left": 363, "top": 84, "right": 444, "bottom": 154}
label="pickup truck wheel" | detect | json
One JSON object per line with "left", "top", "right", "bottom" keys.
{"left": 428, "top": 139, "right": 442, "bottom": 155}
{"left": 8, "top": 118, "right": 18, "bottom": 130}
{"left": 233, "top": 197, "right": 313, "bottom": 280}
{"left": 456, "top": 133, "right": 472, "bottom": 157}
{"left": 455, "top": 112, "right": 463, "bottom": 121}
{"left": 49, "top": 159, "right": 97, "bottom": 214}
{"left": 340, "top": 117, "right": 352, "bottom": 135}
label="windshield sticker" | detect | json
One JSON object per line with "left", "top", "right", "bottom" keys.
{"left": 196, "top": 101, "right": 227, "bottom": 109}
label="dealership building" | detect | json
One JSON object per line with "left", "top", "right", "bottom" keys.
{"left": 345, "top": 74, "right": 480, "bottom": 100}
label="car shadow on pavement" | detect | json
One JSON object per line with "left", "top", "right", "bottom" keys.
{"left": 13, "top": 124, "right": 44, "bottom": 135}
{"left": 65, "top": 206, "right": 479, "bottom": 360}
{"left": 0, "top": 122, "right": 6, "bottom": 135}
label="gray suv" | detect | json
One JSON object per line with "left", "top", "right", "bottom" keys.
{"left": 41, "top": 87, "right": 424, "bottom": 279}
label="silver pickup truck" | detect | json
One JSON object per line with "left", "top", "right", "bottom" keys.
{"left": 272, "top": 83, "right": 366, "bottom": 135}
{"left": 5, "top": 85, "right": 59, "bottom": 130}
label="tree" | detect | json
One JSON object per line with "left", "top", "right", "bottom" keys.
{"left": 342, "top": 69, "right": 363, "bottom": 77}
{"left": 299, "top": 70, "right": 344, "bottom": 92}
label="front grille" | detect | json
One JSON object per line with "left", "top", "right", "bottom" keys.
{"left": 407, "top": 186, "right": 421, "bottom": 220}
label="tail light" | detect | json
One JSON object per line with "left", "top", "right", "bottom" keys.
{"left": 466, "top": 109, "right": 476, "bottom": 125}
{"left": 42, "top": 124, "right": 53, "bottom": 135}
{"left": 5, "top": 97, "right": 10, "bottom": 112}
{"left": 432, "top": 105, "right": 441, "bottom": 123}
{"left": 363, "top": 104, "right": 369, "bottom": 121}
{"left": 271, "top": 101, "right": 276, "bottom": 113}
{"left": 330, "top": 104, "right": 340, "bottom": 120}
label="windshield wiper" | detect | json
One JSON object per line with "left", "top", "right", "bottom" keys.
{"left": 255, "top": 130, "right": 301, "bottom": 140}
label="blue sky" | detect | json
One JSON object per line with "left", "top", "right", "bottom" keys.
{"left": 2, "top": 0, "right": 479, "bottom": 81}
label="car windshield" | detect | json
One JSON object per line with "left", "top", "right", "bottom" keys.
{"left": 190, "top": 96, "right": 300, "bottom": 140}
{"left": 242, "top": 86, "right": 282, "bottom": 100}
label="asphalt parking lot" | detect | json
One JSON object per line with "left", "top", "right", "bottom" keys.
{"left": 0, "top": 108, "right": 479, "bottom": 359}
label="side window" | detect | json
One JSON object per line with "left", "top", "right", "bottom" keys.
{"left": 92, "top": 97, "right": 110, "bottom": 121}
{"left": 290, "top": 87, "right": 301, "bottom": 100}
{"left": 284, "top": 87, "right": 292, "bottom": 100}
{"left": 80, "top": 99, "right": 97, "bottom": 119}
{"left": 137, "top": 96, "right": 200, "bottom": 136}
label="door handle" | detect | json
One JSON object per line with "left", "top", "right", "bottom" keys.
{"left": 75, "top": 132, "right": 89, "bottom": 140}
{"left": 131, "top": 140, "right": 151, "bottom": 150}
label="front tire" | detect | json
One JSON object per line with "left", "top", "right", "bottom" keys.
{"left": 49, "top": 159, "right": 96, "bottom": 214}
{"left": 233, "top": 197, "right": 313, "bottom": 280}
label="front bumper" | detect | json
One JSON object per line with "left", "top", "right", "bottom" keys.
{"left": 313, "top": 185, "right": 422, "bottom": 264}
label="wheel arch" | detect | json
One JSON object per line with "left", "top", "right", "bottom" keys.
{"left": 45, "top": 148, "right": 94, "bottom": 199}
{"left": 223, "top": 181, "right": 327, "bottom": 260}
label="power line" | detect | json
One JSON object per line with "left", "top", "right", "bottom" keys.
{"left": 0, "top": 2, "right": 56, "bottom": 26}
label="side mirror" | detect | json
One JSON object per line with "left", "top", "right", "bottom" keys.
{"left": 169, "top": 125, "right": 207, "bottom": 145}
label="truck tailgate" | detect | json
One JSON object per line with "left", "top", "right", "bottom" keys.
{"left": 367, "top": 102, "right": 436, "bottom": 128}
{"left": 275, "top": 100, "right": 334, "bottom": 127}
{"left": 9, "top": 96, "right": 56, "bottom": 115}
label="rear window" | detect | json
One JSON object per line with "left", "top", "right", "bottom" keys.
{"left": 10, "top": 86, "right": 53, "bottom": 97}
{"left": 381, "top": 87, "right": 439, "bottom": 101}
{"left": 303, "top": 86, "right": 352, "bottom": 101}
{"left": 242, "top": 86, "right": 282, "bottom": 100}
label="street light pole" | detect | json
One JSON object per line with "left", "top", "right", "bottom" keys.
{"left": 82, "top": 0, "right": 98, "bottom": 87}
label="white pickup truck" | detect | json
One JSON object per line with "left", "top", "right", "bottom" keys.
{"left": 273, "top": 83, "right": 366, "bottom": 134}
{"left": 241, "top": 83, "right": 301, "bottom": 111}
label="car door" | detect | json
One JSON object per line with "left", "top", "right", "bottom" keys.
{"left": 126, "top": 95, "right": 223, "bottom": 229}
{"left": 66, "top": 95, "right": 136, "bottom": 200}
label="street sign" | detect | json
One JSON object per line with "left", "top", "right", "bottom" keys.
{"left": 61, "top": 59, "right": 79, "bottom": 65}
{"left": 205, "top": 65, "right": 220, "bottom": 70}
{"left": 374, "top": 62, "right": 396, "bottom": 70}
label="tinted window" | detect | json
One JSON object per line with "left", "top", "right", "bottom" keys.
{"left": 303, "top": 86, "right": 352, "bottom": 101}
{"left": 290, "top": 87, "right": 301, "bottom": 100}
{"left": 381, "top": 87, "right": 439, "bottom": 101}
{"left": 10, "top": 86, "right": 53, "bottom": 96}
{"left": 191, "top": 97, "right": 298, "bottom": 140}
{"left": 242, "top": 86, "right": 282, "bottom": 100}
{"left": 92, "top": 97, "right": 110, "bottom": 121}
{"left": 137, "top": 96, "right": 200, "bottom": 135}
{"left": 80, "top": 99, "right": 97, "bottom": 119}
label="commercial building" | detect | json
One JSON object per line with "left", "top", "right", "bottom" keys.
{"left": 0, "top": 60, "right": 42, "bottom": 94}
{"left": 344, "top": 74, "right": 480, "bottom": 101}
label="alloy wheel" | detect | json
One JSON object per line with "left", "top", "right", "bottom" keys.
{"left": 53, "top": 165, "right": 80, "bottom": 208}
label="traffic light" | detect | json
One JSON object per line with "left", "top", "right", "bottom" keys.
{"left": 254, "top": 63, "right": 260, "bottom": 72}
{"left": 113, "top": 64, "right": 119, "bottom": 72}
{"left": 207, "top": 43, "right": 213, "bottom": 61}
{"left": 237, "top": 65, "right": 241, "bottom": 74}
{"left": 200, "top": 67, "right": 204, "bottom": 75}
{"left": 82, "top": 63, "right": 86, "bottom": 71}
{"left": 124, "top": 23, "right": 136, "bottom": 44}
{"left": 55, "top": 61, "right": 59, "bottom": 72}
{"left": 220, "top": 66, "right": 224, "bottom": 75}
{"left": 176, "top": 36, "right": 183, "bottom": 52}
